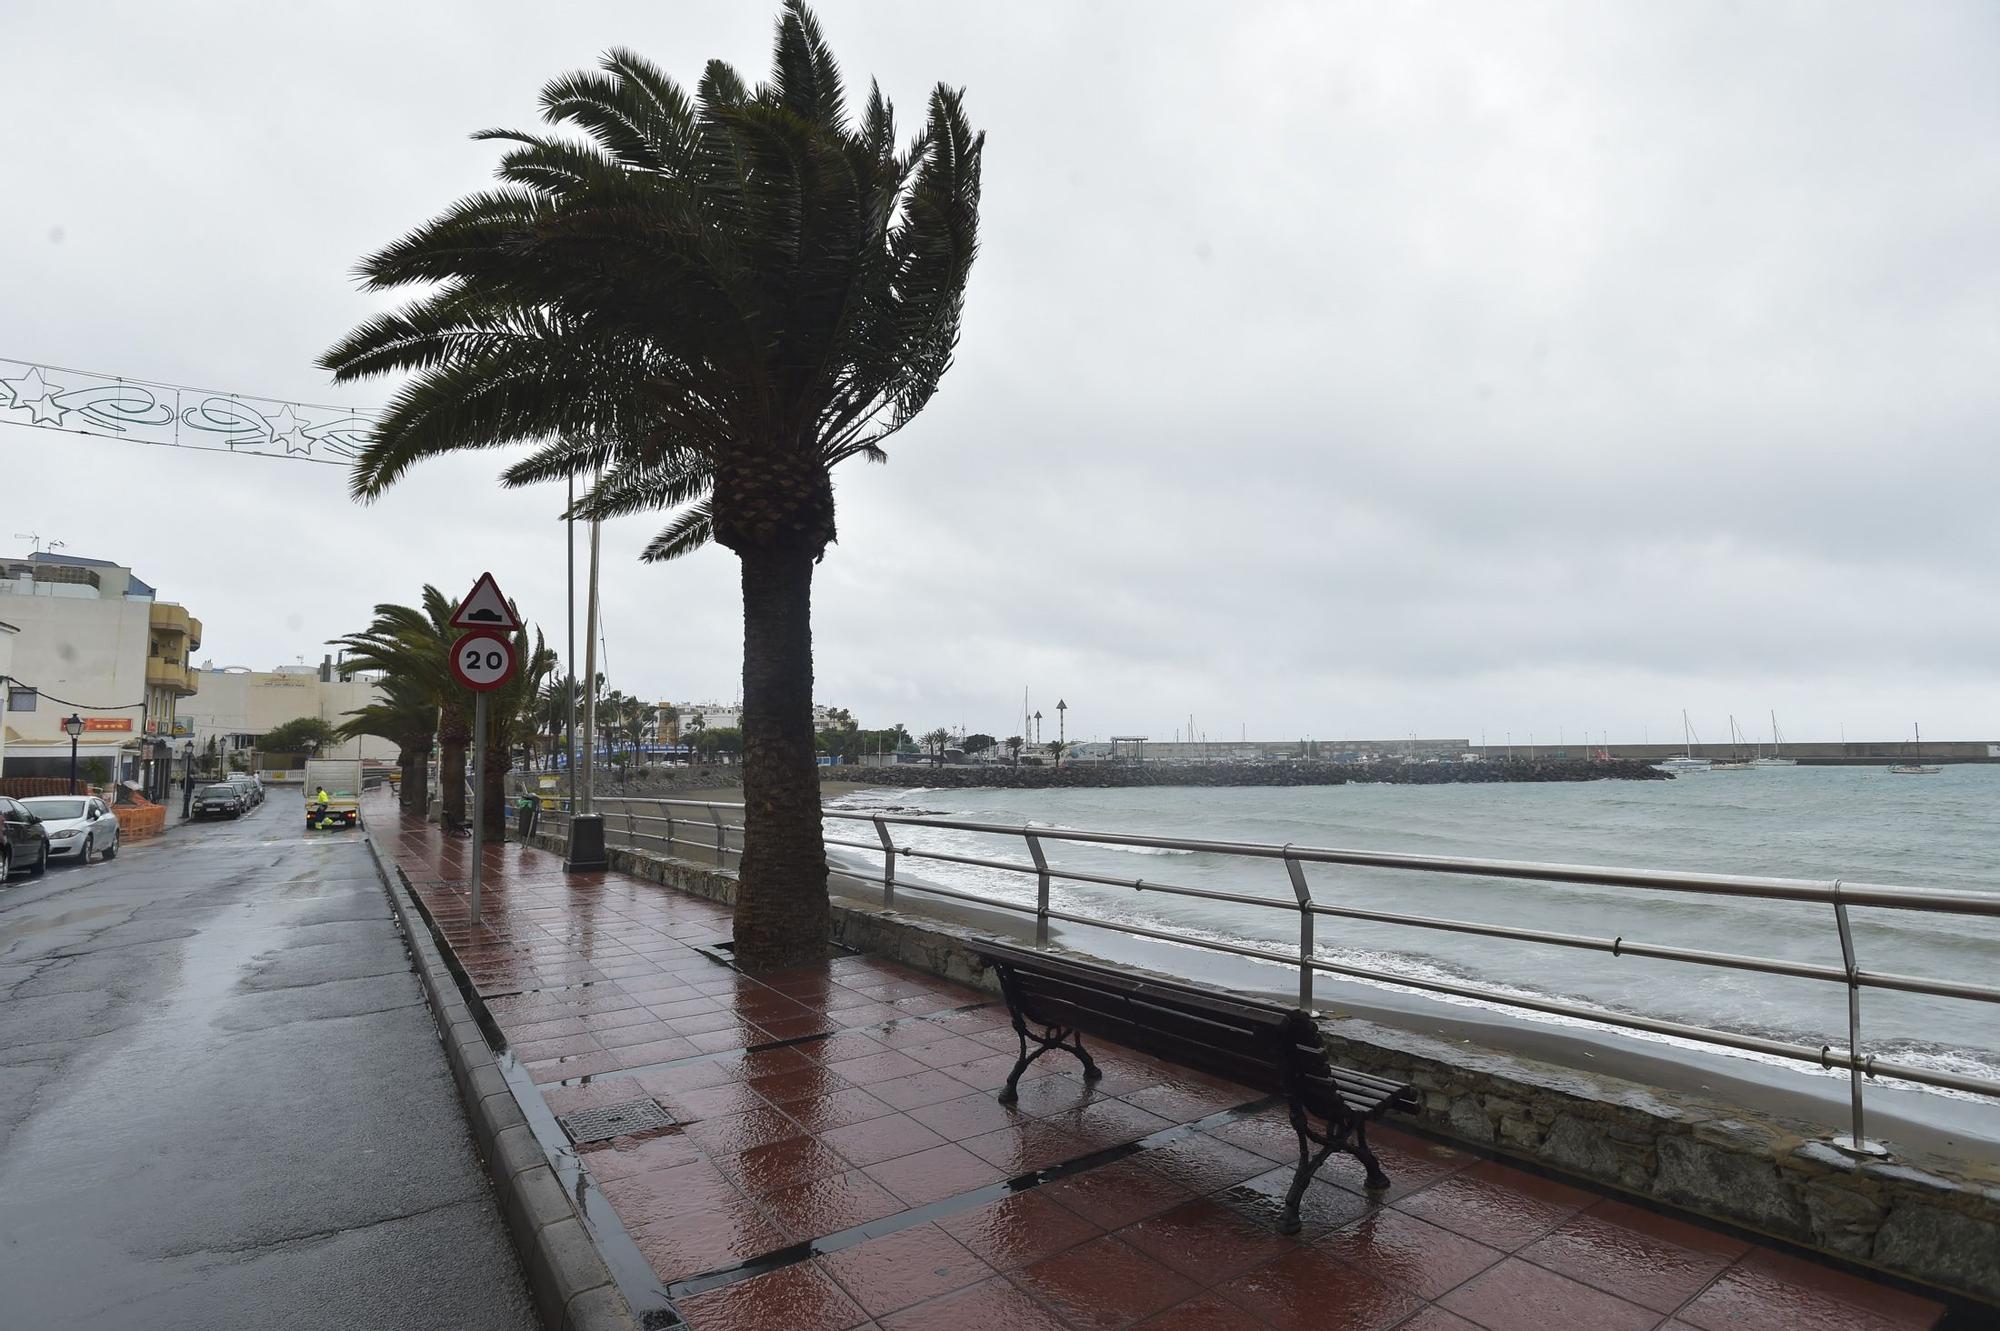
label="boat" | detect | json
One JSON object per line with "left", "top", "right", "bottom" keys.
{"left": 1709, "top": 715, "right": 1755, "bottom": 770}
{"left": 1751, "top": 710, "right": 1796, "bottom": 766}
{"left": 1658, "top": 711, "right": 1711, "bottom": 772}
{"left": 1888, "top": 723, "right": 1941, "bottom": 775}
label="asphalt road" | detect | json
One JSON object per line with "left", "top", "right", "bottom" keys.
{"left": 0, "top": 795, "right": 537, "bottom": 1331}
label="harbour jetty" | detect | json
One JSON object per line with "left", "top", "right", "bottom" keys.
{"left": 819, "top": 757, "right": 1669, "bottom": 789}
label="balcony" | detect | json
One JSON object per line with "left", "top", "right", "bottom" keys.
{"left": 149, "top": 603, "right": 190, "bottom": 637}
{"left": 146, "top": 659, "right": 188, "bottom": 693}
{"left": 187, "top": 616, "right": 202, "bottom": 652}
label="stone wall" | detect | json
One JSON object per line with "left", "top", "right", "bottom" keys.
{"left": 524, "top": 825, "right": 2000, "bottom": 1306}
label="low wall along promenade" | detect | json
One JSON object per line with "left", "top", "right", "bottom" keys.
{"left": 525, "top": 818, "right": 2000, "bottom": 1307}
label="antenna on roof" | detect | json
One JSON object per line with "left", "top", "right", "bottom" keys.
{"left": 12, "top": 533, "right": 65, "bottom": 554}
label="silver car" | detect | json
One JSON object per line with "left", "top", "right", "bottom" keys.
{"left": 19, "top": 795, "right": 120, "bottom": 863}
{"left": 225, "top": 775, "right": 263, "bottom": 807}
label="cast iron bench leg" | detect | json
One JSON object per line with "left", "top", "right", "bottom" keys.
{"left": 999, "top": 1019, "right": 1101, "bottom": 1105}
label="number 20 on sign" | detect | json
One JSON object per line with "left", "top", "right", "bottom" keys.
{"left": 450, "top": 631, "right": 516, "bottom": 691}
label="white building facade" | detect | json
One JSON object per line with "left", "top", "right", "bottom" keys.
{"left": 179, "top": 660, "right": 397, "bottom": 764}
{"left": 0, "top": 553, "right": 201, "bottom": 790}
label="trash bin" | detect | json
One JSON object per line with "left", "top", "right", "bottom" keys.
{"left": 516, "top": 794, "right": 538, "bottom": 841}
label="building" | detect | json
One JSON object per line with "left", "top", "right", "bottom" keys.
{"left": 0, "top": 552, "right": 203, "bottom": 794}
{"left": 655, "top": 701, "right": 850, "bottom": 741}
{"left": 0, "top": 618, "right": 16, "bottom": 776}
{"left": 179, "top": 656, "right": 397, "bottom": 767}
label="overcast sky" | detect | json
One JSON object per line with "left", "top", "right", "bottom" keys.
{"left": 4, "top": 1, "right": 1996, "bottom": 746}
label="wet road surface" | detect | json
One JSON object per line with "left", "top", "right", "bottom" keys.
{"left": 0, "top": 797, "right": 536, "bottom": 1330}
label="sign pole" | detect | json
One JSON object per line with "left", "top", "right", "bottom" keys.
{"left": 471, "top": 690, "right": 488, "bottom": 926}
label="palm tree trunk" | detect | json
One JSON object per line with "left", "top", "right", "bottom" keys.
{"left": 406, "top": 740, "right": 432, "bottom": 816}
{"left": 732, "top": 543, "right": 829, "bottom": 971}
{"left": 439, "top": 703, "right": 469, "bottom": 829}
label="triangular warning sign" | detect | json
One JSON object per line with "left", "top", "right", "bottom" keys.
{"left": 449, "top": 572, "right": 521, "bottom": 631}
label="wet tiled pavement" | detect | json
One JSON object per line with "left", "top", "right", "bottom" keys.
{"left": 372, "top": 799, "right": 1956, "bottom": 1331}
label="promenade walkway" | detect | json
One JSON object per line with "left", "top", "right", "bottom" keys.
{"left": 372, "top": 797, "right": 1954, "bottom": 1331}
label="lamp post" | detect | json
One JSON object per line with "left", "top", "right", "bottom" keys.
{"left": 62, "top": 714, "right": 84, "bottom": 794}
{"left": 1056, "top": 699, "right": 1067, "bottom": 765}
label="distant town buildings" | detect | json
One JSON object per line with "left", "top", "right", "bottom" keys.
{"left": 655, "top": 700, "right": 847, "bottom": 742}
{"left": 179, "top": 655, "right": 395, "bottom": 766}
{"left": 0, "top": 552, "right": 202, "bottom": 794}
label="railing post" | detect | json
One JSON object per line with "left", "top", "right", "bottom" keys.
{"left": 873, "top": 816, "right": 897, "bottom": 909}
{"left": 710, "top": 805, "right": 728, "bottom": 866}
{"left": 665, "top": 807, "right": 676, "bottom": 855}
{"left": 1026, "top": 832, "right": 1051, "bottom": 946}
{"left": 625, "top": 804, "right": 637, "bottom": 851}
{"left": 1829, "top": 882, "right": 1881, "bottom": 1154}
{"left": 1284, "top": 846, "right": 1314, "bottom": 1010}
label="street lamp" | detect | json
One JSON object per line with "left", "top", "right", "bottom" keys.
{"left": 1056, "top": 699, "right": 1067, "bottom": 765}
{"left": 62, "top": 714, "right": 85, "bottom": 793}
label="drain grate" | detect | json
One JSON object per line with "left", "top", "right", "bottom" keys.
{"left": 559, "top": 1097, "right": 676, "bottom": 1145}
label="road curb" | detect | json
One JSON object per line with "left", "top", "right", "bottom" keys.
{"left": 363, "top": 831, "right": 643, "bottom": 1331}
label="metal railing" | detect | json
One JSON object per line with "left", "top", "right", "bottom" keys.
{"left": 544, "top": 795, "right": 2000, "bottom": 1151}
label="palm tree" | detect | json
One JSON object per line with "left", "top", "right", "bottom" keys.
{"left": 923, "top": 727, "right": 952, "bottom": 766}
{"left": 331, "top": 588, "right": 469, "bottom": 829}
{"left": 480, "top": 625, "right": 558, "bottom": 839}
{"left": 1005, "top": 735, "right": 1023, "bottom": 766}
{"left": 319, "top": 2, "right": 983, "bottom": 970}
{"left": 334, "top": 671, "right": 437, "bottom": 812}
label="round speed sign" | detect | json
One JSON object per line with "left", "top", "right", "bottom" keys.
{"left": 450, "top": 631, "right": 517, "bottom": 692}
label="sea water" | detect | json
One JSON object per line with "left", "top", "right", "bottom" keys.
{"left": 826, "top": 765, "right": 2000, "bottom": 1104}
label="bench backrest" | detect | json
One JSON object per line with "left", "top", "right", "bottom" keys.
{"left": 977, "top": 942, "right": 1340, "bottom": 1103}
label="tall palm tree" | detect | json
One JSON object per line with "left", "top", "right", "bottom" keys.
{"left": 331, "top": 588, "right": 470, "bottom": 829}
{"left": 319, "top": 2, "right": 983, "bottom": 970}
{"left": 481, "top": 624, "right": 559, "bottom": 839}
{"left": 334, "top": 672, "right": 437, "bottom": 812}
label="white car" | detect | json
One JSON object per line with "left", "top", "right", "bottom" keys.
{"left": 19, "top": 795, "right": 120, "bottom": 863}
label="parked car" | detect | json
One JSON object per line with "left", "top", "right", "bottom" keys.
{"left": 1, "top": 796, "right": 52, "bottom": 878}
{"left": 225, "top": 774, "right": 263, "bottom": 807}
{"left": 19, "top": 795, "right": 120, "bottom": 863}
{"left": 192, "top": 784, "right": 246, "bottom": 820}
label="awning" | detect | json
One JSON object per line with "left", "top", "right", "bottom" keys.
{"left": 0, "top": 739, "right": 144, "bottom": 760}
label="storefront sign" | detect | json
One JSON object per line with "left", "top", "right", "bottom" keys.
{"left": 83, "top": 717, "right": 133, "bottom": 732}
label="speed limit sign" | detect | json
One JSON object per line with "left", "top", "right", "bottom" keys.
{"left": 450, "top": 631, "right": 516, "bottom": 692}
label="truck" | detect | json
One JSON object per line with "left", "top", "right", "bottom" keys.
{"left": 303, "top": 759, "right": 363, "bottom": 830}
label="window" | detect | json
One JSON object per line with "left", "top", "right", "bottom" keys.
{"left": 6, "top": 687, "right": 35, "bottom": 712}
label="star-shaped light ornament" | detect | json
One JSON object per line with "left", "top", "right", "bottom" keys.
{"left": 260, "top": 404, "right": 311, "bottom": 455}
{"left": 0, "top": 367, "right": 71, "bottom": 425}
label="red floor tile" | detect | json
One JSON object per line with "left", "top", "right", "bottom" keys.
{"left": 1118, "top": 1197, "right": 1300, "bottom": 1284}
{"left": 877, "top": 1275, "right": 1070, "bottom": 1331}
{"left": 960, "top": 1120, "right": 1088, "bottom": 1173}
{"left": 576, "top": 1126, "right": 706, "bottom": 1181}
{"left": 819, "top": 1113, "right": 952, "bottom": 1168}
{"left": 1395, "top": 1309, "right": 1485, "bottom": 1331}
{"left": 935, "top": 1190, "right": 1102, "bottom": 1271}
{"left": 906, "top": 1091, "right": 1026, "bottom": 1140}
{"left": 1437, "top": 1256, "right": 1662, "bottom": 1331}
{"left": 600, "top": 1159, "right": 746, "bottom": 1226}
{"left": 1014, "top": 1234, "right": 1201, "bottom": 1331}
{"left": 1391, "top": 1162, "right": 1593, "bottom": 1251}
{"left": 612, "top": 1036, "right": 703, "bottom": 1067}
{"left": 1218, "top": 1245, "right": 1423, "bottom": 1331}
{"left": 630, "top": 1196, "right": 791, "bottom": 1282}
{"left": 749, "top": 1065, "right": 855, "bottom": 1106}
{"left": 827, "top": 1051, "right": 934, "bottom": 1086}
{"left": 1313, "top": 1207, "right": 1505, "bottom": 1299}
{"left": 1043, "top": 1157, "right": 1196, "bottom": 1229}
{"left": 1055, "top": 1097, "right": 1179, "bottom": 1151}
{"left": 677, "top": 1262, "right": 869, "bottom": 1331}
{"left": 1519, "top": 1198, "right": 1747, "bottom": 1314}
{"left": 594, "top": 1019, "right": 688, "bottom": 1048}
{"left": 1133, "top": 1291, "right": 1272, "bottom": 1331}
{"left": 783, "top": 1086, "right": 901, "bottom": 1133}
{"left": 1140, "top": 1132, "right": 1280, "bottom": 1194}
{"left": 684, "top": 1106, "right": 809, "bottom": 1156}
{"left": 818, "top": 1223, "right": 995, "bottom": 1317}
{"left": 1674, "top": 1248, "right": 1946, "bottom": 1331}
{"left": 758, "top": 1168, "right": 907, "bottom": 1240}
{"left": 722, "top": 1135, "right": 854, "bottom": 1196}
{"left": 656, "top": 1080, "right": 772, "bottom": 1123}
{"left": 1216, "top": 1166, "right": 1373, "bottom": 1237}
{"left": 870, "top": 1069, "right": 986, "bottom": 1111}
{"left": 863, "top": 1143, "right": 1006, "bottom": 1207}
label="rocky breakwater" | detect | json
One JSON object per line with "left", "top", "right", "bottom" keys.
{"left": 823, "top": 758, "right": 1669, "bottom": 789}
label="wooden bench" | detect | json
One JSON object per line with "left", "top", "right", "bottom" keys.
{"left": 975, "top": 939, "right": 1419, "bottom": 1233}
